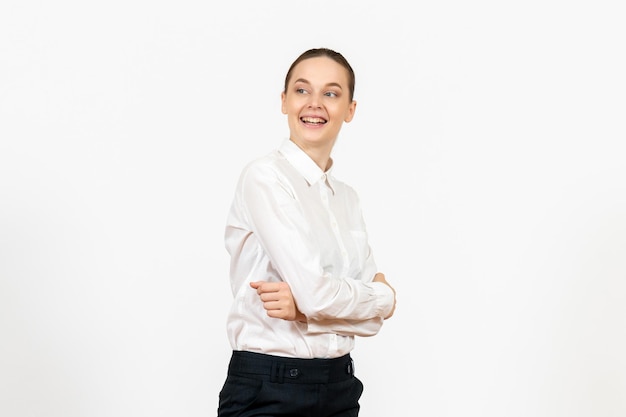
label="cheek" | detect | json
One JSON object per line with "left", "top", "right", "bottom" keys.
{"left": 282, "top": 100, "right": 301, "bottom": 116}
{"left": 343, "top": 106, "right": 355, "bottom": 122}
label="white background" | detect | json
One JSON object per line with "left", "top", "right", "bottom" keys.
{"left": 1, "top": 1, "right": 625, "bottom": 416}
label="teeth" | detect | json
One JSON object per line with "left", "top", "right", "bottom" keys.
{"left": 302, "top": 117, "right": 325, "bottom": 124}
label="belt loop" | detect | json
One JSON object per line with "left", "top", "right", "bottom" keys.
{"left": 278, "top": 363, "right": 285, "bottom": 383}
{"left": 347, "top": 358, "right": 355, "bottom": 375}
{"left": 271, "top": 362, "right": 285, "bottom": 383}
{"left": 270, "top": 362, "right": 277, "bottom": 383}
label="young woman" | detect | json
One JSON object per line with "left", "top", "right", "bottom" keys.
{"left": 218, "top": 47, "right": 397, "bottom": 417}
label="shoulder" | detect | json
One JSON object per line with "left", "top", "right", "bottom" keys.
{"left": 237, "top": 149, "right": 291, "bottom": 188}
{"left": 240, "top": 149, "right": 282, "bottom": 174}
{"left": 329, "top": 174, "right": 362, "bottom": 202}
{"left": 328, "top": 169, "right": 357, "bottom": 192}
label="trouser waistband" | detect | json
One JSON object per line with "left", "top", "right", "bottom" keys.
{"left": 227, "top": 350, "right": 355, "bottom": 384}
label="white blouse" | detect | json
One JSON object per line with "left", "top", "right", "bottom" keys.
{"left": 224, "top": 139, "right": 394, "bottom": 359}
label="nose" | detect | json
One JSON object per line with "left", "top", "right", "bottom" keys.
{"left": 307, "top": 93, "right": 322, "bottom": 108}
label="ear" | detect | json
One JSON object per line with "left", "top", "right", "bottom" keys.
{"left": 344, "top": 100, "right": 357, "bottom": 123}
{"left": 281, "top": 91, "right": 287, "bottom": 115}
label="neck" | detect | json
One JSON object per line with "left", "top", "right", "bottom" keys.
{"left": 290, "top": 138, "right": 334, "bottom": 171}
{"left": 311, "top": 152, "right": 332, "bottom": 171}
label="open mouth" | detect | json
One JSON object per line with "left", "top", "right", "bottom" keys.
{"left": 301, "top": 116, "right": 327, "bottom": 125}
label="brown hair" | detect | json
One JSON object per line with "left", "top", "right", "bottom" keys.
{"left": 283, "top": 48, "right": 356, "bottom": 101}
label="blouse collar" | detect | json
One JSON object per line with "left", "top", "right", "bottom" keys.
{"left": 278, "top": 139, "right": 336, "bottom": 193}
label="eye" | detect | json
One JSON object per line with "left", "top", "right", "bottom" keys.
{"left": 296, "top": 88, "right": 308, "bottom": 94}
{"left": 325, "top": 91, "right": 338, "bottom": 98}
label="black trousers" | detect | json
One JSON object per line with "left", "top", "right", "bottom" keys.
{"left": 218, "top": 350, "right": 364, "bottom": 417}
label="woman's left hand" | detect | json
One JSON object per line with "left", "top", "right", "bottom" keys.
{"left": 250, "top": 281, "right": 307, "bottom": 322}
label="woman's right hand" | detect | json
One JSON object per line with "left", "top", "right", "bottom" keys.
{"left": 373, "top": 273, "right": 396, "bottom": 319}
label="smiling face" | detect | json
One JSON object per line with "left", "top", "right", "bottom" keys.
{"left": 281, "top": 56, "right": 357, "bottom": 157}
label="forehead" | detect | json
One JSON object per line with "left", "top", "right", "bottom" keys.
{"left": 289, "top": 56, "right": 350, "bottom": 87}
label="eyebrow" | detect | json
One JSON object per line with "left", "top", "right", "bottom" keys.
{"left": 293, "top": 78, "right": 343, "bottom": 90}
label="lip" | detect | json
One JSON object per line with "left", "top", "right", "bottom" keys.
{"left": 300, "top": 115, "right": 328, "bottom": 126}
